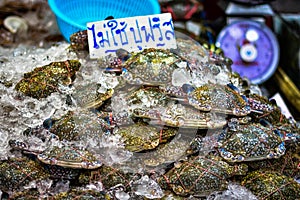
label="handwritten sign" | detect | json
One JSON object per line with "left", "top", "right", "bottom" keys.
{"left": 87, "top": 13, "right": 177, "bottom": 58}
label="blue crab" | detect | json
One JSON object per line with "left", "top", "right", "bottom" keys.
{"left": 113, "top": 121, "right": 178, "bottom": 152}
{"left": 113, "top": 86, "right": 227, "bottom": 129}
{"left": 7, "top": 188, "right": 43, "bottom": 200}
{"left": 143, "top": 136, "right": 192, "bottom": 168}
{"left": 241, "top": 170, "right": 300, "bottom": 200}
{"left": 158, "top": 156, "right": 247, "bottom": 197}
{"left": 0, "top": 157, "right": 50, "bottom": 193}
{"left": 44, "top": 110, "right": 110, "bottom": 142}
{"left": 246, "top": 93, "right": 290, "bottom": 124}
{"left": 159, "top": 83, "right": 251, "bottom": 117}
{"left": 70, "top": 30, "right": 89, "bottom": 52}
{"left": 53, "top": 188, "right": 111, "bottom": 199}
{"left": 70, "top": 82, "right": 114, "bottom": 110}
{"left": 78, "top": 164, "right": 140, "bottom": 192}
{"left": 247, "top": 149, "right": 300, "bottom": 179}
{"left": 9, "top": 140, "right": 103, "bottom": 180}
{"left": 106, "top": 48, "right": 190, "bottom": 86}
{"left": 133, "top": 102, "right": 227, "bottom": 129}
{"left": 185, "top": 83, "right": 251, "bottom": 116}
{"left": 216, "top": 120, "right": 286, "bottom": 162}
{"left": 15, "top": 60, "right": 81, "bottom": 99}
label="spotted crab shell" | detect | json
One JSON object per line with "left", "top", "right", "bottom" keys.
{"left": 37, "top": 145, "right": 102, "bottom": 169}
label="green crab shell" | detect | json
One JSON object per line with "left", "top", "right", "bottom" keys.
{"left": 143, "top": 137, "right": 191, "bottom": 167}
{"left": 8, "top": 188, "right": 42, "bottom": 200}
{"left": 248, "top": 149, "right": 300, "bottom": 178}
{"left": 37, "top": 145, "right": 102, "bottom": 169}
{"left": 158, "top": 156, "right": 246, "bottom": 196}
{"left": 79, "top": 165, "right": 139, "bottom": 191}
{"left": 188, "top": 84, "right": 250, "bottom": 116}
{"left": 159, "top": 103, "right": 227, "bottom": 129}
{"left": 247, "top": 93, "right": 290, "bottom": 124}
{"left": 53, "top": 188, "right": 111, "bottom": 200}
{"left": 69, "top": 30, "right": 89, "bottom": 52}
{"left": 241, "top": 170, "right": 300, "bottom": 200}
{"left": 114, "top": 122, "right": 177, "bottom": 152}
{"left": 217, "top": 123, "right": 286, "bottom": 162}
{"left": 49, "top": 110, "right": 108, "bottom": 142}
{"left": 123, "top": 48, "right": 188, "bottom": 85}
{"left": 15, "top": 60, "right": 81, "bottom": 99}
{"left": 0, "top": 157, "right": 50, "bottom": 192}
{"left": 72, "top": 83, "right": 114, "bottom": 110}
{"left": 127, "top": 86, "right": 170, "bottom": 109}
{"left": 132, "top": 101, "right": 227, "bottom": 129}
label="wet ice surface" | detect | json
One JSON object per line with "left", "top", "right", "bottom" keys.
{"left": 0, "top": 43, "right": 78, "bottom": 159}
{"left": 207, "top": 183, "right": 258, "bottom": 200}
{"left": 132, "top": 175, "right": 164, "bottom": 199}
{"left": 0, "top": 40, "right": 272, "bottom": 199}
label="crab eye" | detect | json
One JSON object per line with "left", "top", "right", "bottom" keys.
{"left": 182, "top": 84, "right": 195, "bottom": 94}
{"left": 116, "top": 48, "right": 130, "bottom": 61}
{"left": 43, "top": 118, "right": 55, "bottom": 129}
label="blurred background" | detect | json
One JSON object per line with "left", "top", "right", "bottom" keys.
{"left": 0, "top": 0, "right": 299, "bottom": 120}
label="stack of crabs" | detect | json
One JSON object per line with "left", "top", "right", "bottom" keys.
{"left": 1, "top": 31, "right": 300, "bottom": 199}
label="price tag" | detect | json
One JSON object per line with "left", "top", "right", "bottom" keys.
{"left": 87, "top": 13, "right": 177, "bottom": 58}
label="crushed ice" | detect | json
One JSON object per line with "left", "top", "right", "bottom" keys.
{"left": 207, "top": 182, "right": 258, "bottom": 200}
{"left": 0, "top": 43, "right": 77, "bottom": 158}
{"left": 0, "top": 35, "right": 267, "bottom": 199}
{"left": 132, "top": 175, "right": 164, "bottom": 199}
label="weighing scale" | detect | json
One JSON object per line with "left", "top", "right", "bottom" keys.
{"left": 216, "top": 0, "right": 279, "bottom": 84}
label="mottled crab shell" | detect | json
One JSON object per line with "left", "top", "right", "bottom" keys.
{"left": 72, "top": 83, "right": 114, "bottom": 110}
{"left": 247, "top": 93, "right": 289, "bottom": 124}
{"left": 114, "top": 122, "right": 177, "bottom": 152}
{"left": 0, "top": 157, "right": 49, "bottom": 192}
{"left": 15, "top": 60, "right": 81, "bottom": 99}
{"left": 241, "top": 170, "right": 300, "bottom": 200}
{"left": 70, "top": 30, "right": 89, "bottom": 52}
{"left": 126, "top": 87, "right": 227, "bottom": 129}
{"left": 134, "top": 103, "right": 227, "bottom": 129}
{"left": 126, "top": 86, "right": 170, "bottom": 110}
{"left": 217, "top": 122, "right": 286, "bottom": 162}
{"left": 8, "top": 188, "right": 41, "bottom": 200}
{"left": 53, "top": 188, "right": 111, "bottom": 200}
{"left": 158, "top": 156, "right": 247, "bottom": 196}
{"left": 37, "top": 145, "right": 102, "bottom": 169}
{"left": 79, "top": 164, "right": 139, "bottom": 191}
{"left": 48, "top": 110, "right": 109, "bottom": 142}
{"left": 122, "top": 48, "right": 188, "bottom": 85}
{"left": 143, "top": 137, "right": 191, "bottom": 167}
{"left": 187, "top": 83, "right": 251, "bottom": 116}
{"left": 248, "top": 149, "right": 300, "bottom": 178}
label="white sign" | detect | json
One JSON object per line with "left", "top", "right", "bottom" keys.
{"left": 87, "top": 13, "right": 177, "bottom": 58}
{"left": 270, "top": 93, "right": 293, "bottom": 120}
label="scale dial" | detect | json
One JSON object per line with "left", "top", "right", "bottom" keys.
{"left": 216, "top": 20, "right": 279, "bottom": 84}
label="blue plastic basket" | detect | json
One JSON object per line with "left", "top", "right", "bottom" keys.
{"left": 48, "top": 0, "right": 161, "bottom": 42}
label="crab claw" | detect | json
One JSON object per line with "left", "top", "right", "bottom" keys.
{"left": 9, "top": 139, "right": 28, "bottom": 151}
{"left": 227, "top": 83, "right": 240, "bottom": 93}
{"left": 104, "top": 67, "right": 123, "bottom": 75}
{"left": 43, "top": 118, "right": 56, "bottom": 129}
{"left": 259, "top": 118, "right": 273, "bottom": 127}
{"left": 218, "top": 147, "right": 245, "bottom": 162}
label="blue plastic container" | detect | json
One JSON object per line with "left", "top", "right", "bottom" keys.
{"left": 48, "top": 0, "right": 161, "bottom": 42}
